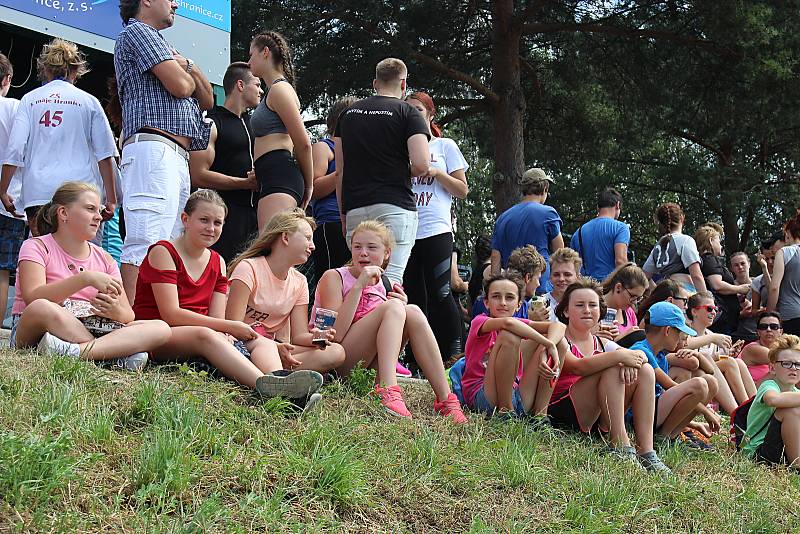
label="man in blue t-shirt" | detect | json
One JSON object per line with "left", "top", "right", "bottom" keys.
{"left": 490, "top": 168, "right": 563, "bottom": 293}
{"left": 570, "top": 187, "right": 630, "bottom": 282}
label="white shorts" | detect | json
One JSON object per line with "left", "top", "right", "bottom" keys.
{"left": 119, "top": 140, "right": 189, "bottom": 266}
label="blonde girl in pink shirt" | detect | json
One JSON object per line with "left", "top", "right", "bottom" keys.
{"left": 313, "top": 219, "right": 467, "bottom": 422}
{"left": 225, "top": 208, "right": 346, "bottom": 376}
{"left": 10, "top": 182, "right": 170, "bottom": 368}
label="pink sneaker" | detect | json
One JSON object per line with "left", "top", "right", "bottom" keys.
{"left": 396, "top": 362, "right": 412, "bottom": 377}
{"left": 374, "top": 385, "right": 412, "bottom": 418}
{"left": 433, "top": 393, "right": 469, "bottom": 424}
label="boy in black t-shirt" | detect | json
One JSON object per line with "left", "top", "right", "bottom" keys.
{"left": 334, "top": 58, "right": 430, "bottom": 283}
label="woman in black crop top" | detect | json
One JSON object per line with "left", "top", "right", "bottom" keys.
{"left": 248, "top": 32, "right": 313, "bottom": 228}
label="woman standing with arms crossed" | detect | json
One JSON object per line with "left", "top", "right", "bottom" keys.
{"left": 403, "top": 92, "right": 469, "bottom": 362}
{"left": 248, "top": 32, "right": 312, "bottom": 227}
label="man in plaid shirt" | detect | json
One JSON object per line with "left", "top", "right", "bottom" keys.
{"left": 115, "top": 0, "right": 214, "bottom": 303}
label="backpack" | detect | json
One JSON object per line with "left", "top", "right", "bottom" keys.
{"left": 448, "top": 357, "right": 467, "bottom": 406}
{"left": 729, "top": 395, "right": 774, "bottom": 451}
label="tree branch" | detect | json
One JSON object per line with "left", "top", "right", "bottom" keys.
{"left": 320, "top": 11, "right": 499, "bottom": 103}
{"left": 668, "top": 128, "right": 727, "bottom": 163}
{"left": 522, "top": 22, "right": 740, "bottom": 57}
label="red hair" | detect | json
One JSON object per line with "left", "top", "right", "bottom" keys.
{"left": 407, "top": 92, "right": 442, "bottom": 137}
{"left": 784, "top": 210, "right": 800, "bottom": 241}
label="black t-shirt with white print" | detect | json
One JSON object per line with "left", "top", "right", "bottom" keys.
{"left": 335, "top": 95, "right": 430, "bottom": 213}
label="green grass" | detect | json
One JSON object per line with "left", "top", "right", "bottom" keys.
{"left": 1, "top": 349, "right": 800, "bottom": 532}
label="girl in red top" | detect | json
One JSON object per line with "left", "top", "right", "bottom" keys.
{"left": 133, "top": 189, "right": 324, "bottom": 402}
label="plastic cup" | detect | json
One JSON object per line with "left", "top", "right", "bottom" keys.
{"left": 601, "top": 309, "right": 617, "bottom": 327}
{"left": 313, "top": 308, "right": 337, "bottom": 347}
{"left": 530, "top": 296, "right": 546, "bottom": 310}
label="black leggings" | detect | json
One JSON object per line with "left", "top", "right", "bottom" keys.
{"left": 311, "top": 221, "right": 350, "bottom": 287}
{"left": 403, "top": 232, "right": 462, "bottom": 361}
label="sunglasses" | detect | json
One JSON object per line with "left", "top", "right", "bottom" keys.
{"left": 757, "top": 323, "right": 782, "bottom": 331}
{"left": 777, "top": 360, "right": 800, "bottom": 370}
{"left": 671, "top": 296, "right": 688, "bottom": 304}
{"left": 692, "top": 305, "right": 719, "bottom": 313}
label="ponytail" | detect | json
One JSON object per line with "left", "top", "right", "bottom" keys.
{"left": 406, "top": 92, "right": 441, "bottom": 137}
{"left": 251, "top": 31, "right": 296, "bottom": 87}
{"left": 35, "top": 181, "right": 100, "bottom": 235}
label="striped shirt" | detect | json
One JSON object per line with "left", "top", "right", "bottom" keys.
{"left": 113, "top": 18, "right": 210, "bottom": 151}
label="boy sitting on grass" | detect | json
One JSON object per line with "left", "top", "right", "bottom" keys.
{"left": 471, "top": 245, "right": 551, "bottom": 321}
{"left": 743, "top": 334, "right": 800, "bottom": 466}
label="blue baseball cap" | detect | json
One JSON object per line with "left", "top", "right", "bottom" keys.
{"left": 649, "top": 302, "right": 697, "bottom": 336}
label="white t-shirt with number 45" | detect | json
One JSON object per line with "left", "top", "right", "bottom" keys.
{"left": 2, "top": 79, "right": 116, "bottom": 210}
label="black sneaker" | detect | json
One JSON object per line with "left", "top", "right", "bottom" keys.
{"left": 526, "top": 414, "right": 553, "bottom": 431}
{"left": 680, "top": 430, "right": 714, "bottom": 451}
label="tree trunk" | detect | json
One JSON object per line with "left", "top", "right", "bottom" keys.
{"left": 491, "top": 0, "right": 525, "bottom": 215}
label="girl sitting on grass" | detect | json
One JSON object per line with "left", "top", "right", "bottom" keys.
{"left": 313, "top": 219, "right": 467, "bottom": 422}
{"left": 598, "top": 262, "right": 648, "bottom": 342}
{"left": 685, "top": 291, "right": 755, "bottom": 407}
{"left": 739, "top": 311, "right": 784, "bottom": 386}
{"left": 548, "top": 278, "right": 671, "bottom": 473}
{"left": 133, "top": 190, "right": 324, "bottom": 404}
{"left": 10, "top": 182, "right": 170, "bottom": 368}
{"left": 461, "top": 271, "right": 566, "bottom": 420}
{"left": 225, "top": 208, "right": 346, "bottom": 378}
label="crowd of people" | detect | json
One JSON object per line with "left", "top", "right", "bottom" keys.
{"left": 1, "top": 0, "right": 800, "bottom": 477}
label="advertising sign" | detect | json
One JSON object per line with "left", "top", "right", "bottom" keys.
{"left": 0, "top": 0, "right": 230, "bottom": 38}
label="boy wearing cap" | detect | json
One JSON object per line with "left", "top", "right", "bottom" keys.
{"left": 630, "top": 302, "right": 721, "bottom": 450}
{"left": 490, "top": 168, "right": 563, "bottom": 294}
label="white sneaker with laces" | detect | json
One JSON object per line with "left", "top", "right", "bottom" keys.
{"left": 37, "top": 332, "right": 81, "bottom": 359}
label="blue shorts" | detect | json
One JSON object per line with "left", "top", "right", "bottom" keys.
{"left": 8, "top": 314, "right": 20, "bottom": 348}
{"left": 0, "top": 216, "right": 27, "bottom": 271}
{"left": 469, "top": 384, "right": 527, "bottom": 417}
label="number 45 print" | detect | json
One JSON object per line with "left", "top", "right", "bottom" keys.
{"left": 39, "top": 110, "right": 64, "bottom": 127}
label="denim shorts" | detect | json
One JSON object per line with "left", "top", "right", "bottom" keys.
{"left": 8, "top": 314, "right": 20, "bottom": 348}
{"left": 469, "top": 384, "right": 527, "bottom": 417}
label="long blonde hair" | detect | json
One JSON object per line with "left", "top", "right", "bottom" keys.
{"left": 227, "top": 208, "right": 315, "bottom": 276}
{"left": 349, "top": 220, "right": 395, "bottom": 269}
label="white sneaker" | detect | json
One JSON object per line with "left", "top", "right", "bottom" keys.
{"left": 37, "top": 332, "right": 80, "bottom": 359}
{"left": 110, "top": 352, "right": 148, "bottom": 371}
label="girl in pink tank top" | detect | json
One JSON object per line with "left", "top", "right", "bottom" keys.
{"left": 547, "top": 278, "right": 661, "bottom": 464}
{"left": 739, "top": 312, "right": 784, "bottom": 386}
{"left": 312, "top": 219, "right": 467, "bottom": 423}
{"left": 598, "top": 262, "right": 648, "bottom": 341}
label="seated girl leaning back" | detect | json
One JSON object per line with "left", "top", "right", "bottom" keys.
{"left": 461, "top": 271, "right": 566, "bottom": 421}
{"left": 132, "top": 190, "right": 324, "bottom": 402}
{"left": 10, "top": 181, "right": 170, "bottom": 369}
{"left": 225, "top": 208, "right": 345, "bottom": 378}
{"left": 548, "top": 277, "right": 671, "bottom": 473}
{"left": 313, "top": 219, "right": 467, "bottom": 422}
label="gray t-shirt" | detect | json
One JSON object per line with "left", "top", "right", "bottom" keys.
{"left": 778, "top": 245, "right": 800, "bottom": 321}
{"left": 643, "top": 233, "right": 701, "bottom": 278}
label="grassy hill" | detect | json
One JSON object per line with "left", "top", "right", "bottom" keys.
{"left": 1, "top": 349, "right": 799, "bottom": 533}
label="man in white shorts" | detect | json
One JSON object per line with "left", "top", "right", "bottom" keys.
{"left": 114, "top": 0, "right": 214, "bottom": 303}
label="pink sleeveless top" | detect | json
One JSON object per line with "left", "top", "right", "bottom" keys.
{"left": 739, "top": 341, "right": 770, "bottom": 383}
{"left": 552, "top": 336, "right": 606, "bottom": 401}
{"left": 310, "top": 266, "right": 387, "bottom": 328}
